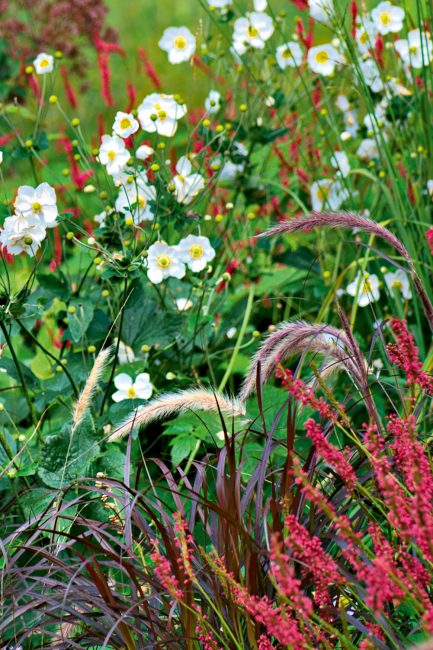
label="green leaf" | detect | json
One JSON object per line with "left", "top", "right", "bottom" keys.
{"left": 20, "top": 488, "right": 78, "bottom": 543}
{"left": 87, "top": 309, "right": 111, "bottom": 341}
{"left": 36, "top": 271, "right": 70, "bottom": 302}
{"left": 255, "top": 268, "right": 307, "bottom": 297}
{"left": 96, "top": 446, "right": 126, "bottom": 479}
{"left": 122, "top": 280, "right": 184, "bottom": 348}
{"left": 67, "top": 299, "right": 94, "bottom": 343}
{"left": 170, "top": 434, "right": 198, "bottom": 466}
{"left": 246, "top": 385, "right": 288, "bottom": 433}
{"left": 0, "top": 357, "right": 38, "bottom": 389}
{"left": 38, "top": 413, "right": 99, "bottom": 488}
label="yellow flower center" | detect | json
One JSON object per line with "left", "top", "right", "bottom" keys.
{"left": 189, "top": 244, "right": 203, "bottom": 259}
{"left": 409, "top": 45, "right": 418, "bottom": 54}
{"left": 174, "top": 35, "right": 187, "bottom": 50}
{"left": 40, "top": 59, "right": 50, "bottom": 68}
{"left": 138, "top": 196, "right": 147, "bottom": 209}
{"left": 392, "top": 280, "right": 403, "bottom": 290}
{"left": 157, "top": 109, "right": 167, "bottom": 121}
{"left": 359, "top": 31, "right": 369, "bottom": 45}
{"left": 247, "top": 25, "right": 259, "bottom": 38}
{"left": 317, "top": 186, "right": 330, "bottom": 201}
{"left": 157, "top": 254, "right": 171, "bottom": 269}
{"left": 120, "top": 117, "right": 131, "bottom": 129}
{"left": 362, "top": 279, "right": 373, "bottom": 294}
{"left": 379, "top": 11, "right": 391, "bottom": 25}
{"left": 315, "top": 50, "right": 330, "bottom": 65}
{"left": 32, "top": 201, "right": 42, "bottom": 213}
{"left": 282, "top": 48, "right": 293, "bottom": 59}
{"left": 107, "top": 150, "right": 116, "bottom": 161}
{"left": 127, "top": 386, "right": 137, "bottom": 398}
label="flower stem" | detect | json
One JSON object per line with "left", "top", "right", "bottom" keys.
{"left": 0, "top": 321, "right": 37, "bottom": 427}
{"left": 218, "top": 283, "right": 255, "bottom": 393}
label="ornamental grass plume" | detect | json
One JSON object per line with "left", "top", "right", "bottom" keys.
{"left": 262, "top": 212, "right": 433, "bottom": 329}
{"left": 72, "top": 346, "right": 111, "bottom": 430}
{"left": 239, "top": 320, "right": 364, "bottom": 403}
{"left": 108, "top": 389, "right": 245, "bottom": 441}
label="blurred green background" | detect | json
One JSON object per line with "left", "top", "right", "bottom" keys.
{"left": 81, "top": 0, "right": 291, "bottom": 121}
{"left": 82, "top": 0, "right": 423, "bottom": 123}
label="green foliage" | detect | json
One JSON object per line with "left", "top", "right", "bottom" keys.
{"left": 38, "top": 413, "right": 99, "bottom": 488}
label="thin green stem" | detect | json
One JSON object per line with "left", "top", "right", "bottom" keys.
{"left": 0, "top": 321, "right": 37, "bottom": 427}
{"left": 218, "top": 283, "right": 255, "bottom": 393}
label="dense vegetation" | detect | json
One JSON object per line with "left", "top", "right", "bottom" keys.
{"left": 2, "top": 0, "right": 433, "bottom": 648}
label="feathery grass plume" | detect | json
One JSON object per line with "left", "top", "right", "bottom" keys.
{"left": 72, "top": 347, "right": 112, "bottom": 430}
{"left": 262, "top": 211, "right": 433, "bottom": 329}
{"left": 108, "top": 389, "right": 245, "bottom": 442}
{"left": 239, "top": 320, "right": 363, "bottom": 403}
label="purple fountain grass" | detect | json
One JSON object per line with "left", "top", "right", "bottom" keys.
{"left": 108, "top": 389, "right": 245, "bottom": 441}
{"left": 262, "top": 211, "right": 433, "bottom": 329}
{"left": 239, "top": 319, "right": 365, "bottom": 403}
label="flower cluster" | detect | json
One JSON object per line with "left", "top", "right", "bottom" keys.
{"left": 146, "top": 235, "right": 215, "bottom": 284}
{"left": 0, "top": 183, "right": 57, "bottom": 256}
{"left": 387, "top": 318, "right": 433, "bottom": 394}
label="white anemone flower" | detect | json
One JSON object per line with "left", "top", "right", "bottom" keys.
{"left": 363, "top": 103, "right": 390, "bottom": 140}
{"left": 346, "top": 272, "right": 380, "bottom": 307}
{"left": 310, "top": 179, "right": 348, "bottom": 211}
{"left": 343, "top": 109, "right": 359, "bottom": 136}
{"left": 137, "top": 93, "right": 187, "bottom": 137}
{"left": 115, "top": 176, "right": 156, "bottom": 223}
{"left": 14, "top": 182, "right": 58, "bottom": 227}
{"left": 371, "top": 2, "right": 404, "bottom": 35}
{"left": 219, "top": 160, "right": 244, "bottom": 181}
{"left": 384, "top": 269, "right": 412, "bottom": 299}
{"left": 115, "top": 339, "right": 136, "bottom": 365}
{"left": 158, "top": 27, "right": 196, "bottom": 64}
{"left": 135, "top": 144, "right": 154, "bottom": 161}
{"left": 331, "top": 151, "right": 350, "bottom": 177}
{"left": 205, "top": 90, "right": 222, "bottom": 114}
{"left": 276, "top": 41, "right": 303, "bottom": 69}
{"left": 355, "top": 16, "right": 378, "bottom": 54}
{"left": 307, "top": 43, "right": 342, "bottom": 76}
{"left": 226, "top": 327, "right": 237, "bottom": 339}
{"left": 358, "top": 58, "right": 383, "bottom": 93}
{"left": 33, "top": 52, "right": 54, "bottom": 74}
{"left": 146, "top": 241, "right": 186, "bottom": 284}
{"left": 0, "top": 213, "right": 46, "bottom": 256}
{"left": 308, "top": 0, "right": 334, "bottom": 24}
{"left": 336, "top": 94, "right": 350, "bottom": 112}
{"left": 172, "top": 156, "right": 205, "bottom": 205}
{"left": 232, "top": 12, "right": 274, "bottom": 55}
{"left": 112, "top": 111, "right": 139, "bottom": 138}
{"left": 177, "top": 234, "right": 216, "bottom": 272}
{"left": 112, "top": 372, "right": 152, "bottom": 402}
{"left": 207, "top": 0, "right": 231, "bottom": 6}
{"left": 99, "top": 135, "right": 130, "bottom": 176}
{"left": 94, "top": 210, "right": 107, "bottom": 226}
{"left": 357, "top": 138, "right": 379, "bottom": 160}
{"left": 395, "top": 29, "right": 433, "bottom": 69}
{"left": 176, "top": 298, "right": 193, "bottom": 311}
